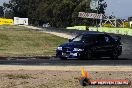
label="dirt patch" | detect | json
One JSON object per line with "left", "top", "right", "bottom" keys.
{"left": 0, "top": 70, "right": 131, "bottom": 88}
{"left": 0, "top": 65, "right": 132, "bottom": 71}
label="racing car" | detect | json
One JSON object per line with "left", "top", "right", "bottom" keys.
{"left": 56, "top": 32, "right": 122, "bottom": 60}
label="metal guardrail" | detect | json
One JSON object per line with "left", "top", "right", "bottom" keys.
{"left": 35, "top": 26, "right": 131, "bottom": 37}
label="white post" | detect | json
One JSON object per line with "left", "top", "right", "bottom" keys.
{"left": 115, "top": 18, "right": 117, "bottom": 27}
{"left": 130, "top": 21, "right": 132, "bottom": 28}
{"left": 4, "top": 10, "right": 6, "bottom": 18}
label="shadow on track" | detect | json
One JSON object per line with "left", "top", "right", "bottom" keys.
{"left": 0, "top": 57, "right": 131, "bottom": 66}
{"left": 57, "top": 57, "right": 131, "bottom": 60}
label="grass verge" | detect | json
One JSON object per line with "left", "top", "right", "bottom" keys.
{"left": 0, "top": 25, "right": 67, "bottom": 57}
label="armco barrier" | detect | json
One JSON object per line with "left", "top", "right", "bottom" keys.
{"left": 66, "top": 26, "right": 87, "bottom": 30}
{"left": 89, "top": 28, "right": 97, "bottom": 31}
{"left": 74, "top": 26, "right": 86, "bottom": 30}
{"left": 66, "top": 27, "right": 76, "bottom": 30}
{"left": 89, "top": 27, "right": 132, "bottom": 36}
{"left": 128, "top": 30, "right": 132, "bottom": 36}
{"left": 66, "top": 26, "right": 132, "bottom": 36}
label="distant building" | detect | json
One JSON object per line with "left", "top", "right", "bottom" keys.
{"left": 130, "top": 21, "right": 132, "bottom": 28}
{"left": 128, "top": 17, "right": 132, "bottom": 21}
{"left": 128, "top": 17, "right": 132, "bottom": 28}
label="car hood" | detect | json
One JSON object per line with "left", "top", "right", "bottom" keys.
{"left": 60, "top": 41, "right": 87, "bottom": 48}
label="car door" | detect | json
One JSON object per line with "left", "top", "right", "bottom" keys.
{"left": 92, "top": 35, "right": 107, "bottom": 56}
{"left": 103, "top": 35, "right": 116, "bottom": 55}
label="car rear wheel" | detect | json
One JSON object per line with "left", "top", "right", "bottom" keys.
{"left": 110, "top": 49, "right": 119, "bottom": 59}
{"left": 60, "top": 57, "right": 67, "bottom": 60}
{"left": 86, "top": 50, "right": 92, "bottom": 59}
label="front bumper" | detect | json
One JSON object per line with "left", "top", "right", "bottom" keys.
{"left": 56, "top": 50, "right": 84, "bottom": 59}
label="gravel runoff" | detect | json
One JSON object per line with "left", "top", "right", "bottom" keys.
{"left": 0, "top": 67, "right": 131, "bottom": 88}
{"left": 0, "top": 65, "right": 132, "bottom": 71}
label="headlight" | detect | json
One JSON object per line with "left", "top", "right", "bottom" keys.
{"left": 73, "top": 48, "right": 84, "bottom": 51}
{"left": 57, "top": 47, "right": 62, "bottom": 50}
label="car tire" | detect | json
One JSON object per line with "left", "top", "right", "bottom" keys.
{"left": 86, "top": 50, "right": 92, "bottom": 59}
{"left": 110, "top": 49, "right": 118, "bottom": 59}
{"left": 60, "top": 57, "right": 67, "bottom": 60}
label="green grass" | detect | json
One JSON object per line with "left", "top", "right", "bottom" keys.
{"left": 0, "top": 25, "right": 67, "bottom": 57}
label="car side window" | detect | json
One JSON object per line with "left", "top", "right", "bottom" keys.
{"left": 105, "top": 36, "right": 109, "bottom": 42}
{"left": 96, "top": 35, "right": 106, "bottom": 44}
{"left": 81, "top": 35, "right": 97, "bottom": 43}
{"left": 104, "top": 35, "right": 114, "bottom": 43}
{"left": 81, "top": 35, "right": 92, "bottom": 43}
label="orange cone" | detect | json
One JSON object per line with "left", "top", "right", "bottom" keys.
{"left": 81, "top": 68, "right": 90, "bottom": 78}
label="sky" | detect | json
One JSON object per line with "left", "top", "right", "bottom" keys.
{"left": 105, "top": 0, "right": 132, "bottom": 19}
{"left": 0, "top": 0, "right": 132, "bottom": 19}
{"left": 0, "top": 0, "right": 9, "bottom": 5}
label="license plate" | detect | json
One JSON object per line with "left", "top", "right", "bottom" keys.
{"left": 62, "top": 53, "right": 70, "bottom": 57}
{"left": 70, "top": 53, "right": 78, "bottom": 56}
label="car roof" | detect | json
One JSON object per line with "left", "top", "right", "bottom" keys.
{"left": 82, "top": 31, "right": 106, "bottom": 35}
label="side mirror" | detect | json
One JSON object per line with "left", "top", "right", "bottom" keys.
{"left": 69, "top": 39, "right": 72, "bottom": 42}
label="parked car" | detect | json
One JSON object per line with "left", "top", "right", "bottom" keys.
{"left": 56, "top": 32, "right": 122, "bottom": 60}
{"left": 42, "top": 23, "right": 51, "bottom": 28}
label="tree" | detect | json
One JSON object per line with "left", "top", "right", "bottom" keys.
{"left": 98, "top": 0, "right": 107, "bottom": 14}
{"left": 3, "top": 0, "right": 107, "bottom": 27}
{"left": 0, "top": 6, "right": 4, "bottom": 17}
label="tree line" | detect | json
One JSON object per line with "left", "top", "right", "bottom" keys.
{"left": 2, "top": 0, "right": 107, "bottom": 27}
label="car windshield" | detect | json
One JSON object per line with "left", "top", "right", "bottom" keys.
{"left": 72, "top": 35, "right": 94, "bottom": 43}
{"left": 72, "top": 35, "right": 83, "bottom": 42}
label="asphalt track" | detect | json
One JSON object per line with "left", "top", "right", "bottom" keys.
{"left": 0, "top": 28, "right": 132, "bottom": 66}
{"left": 0, "top": 57, "right": 131, "bottom": 66}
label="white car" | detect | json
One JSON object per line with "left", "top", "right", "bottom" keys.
{"left": 42, "top": 23, "right": 51, "bottom": 28}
